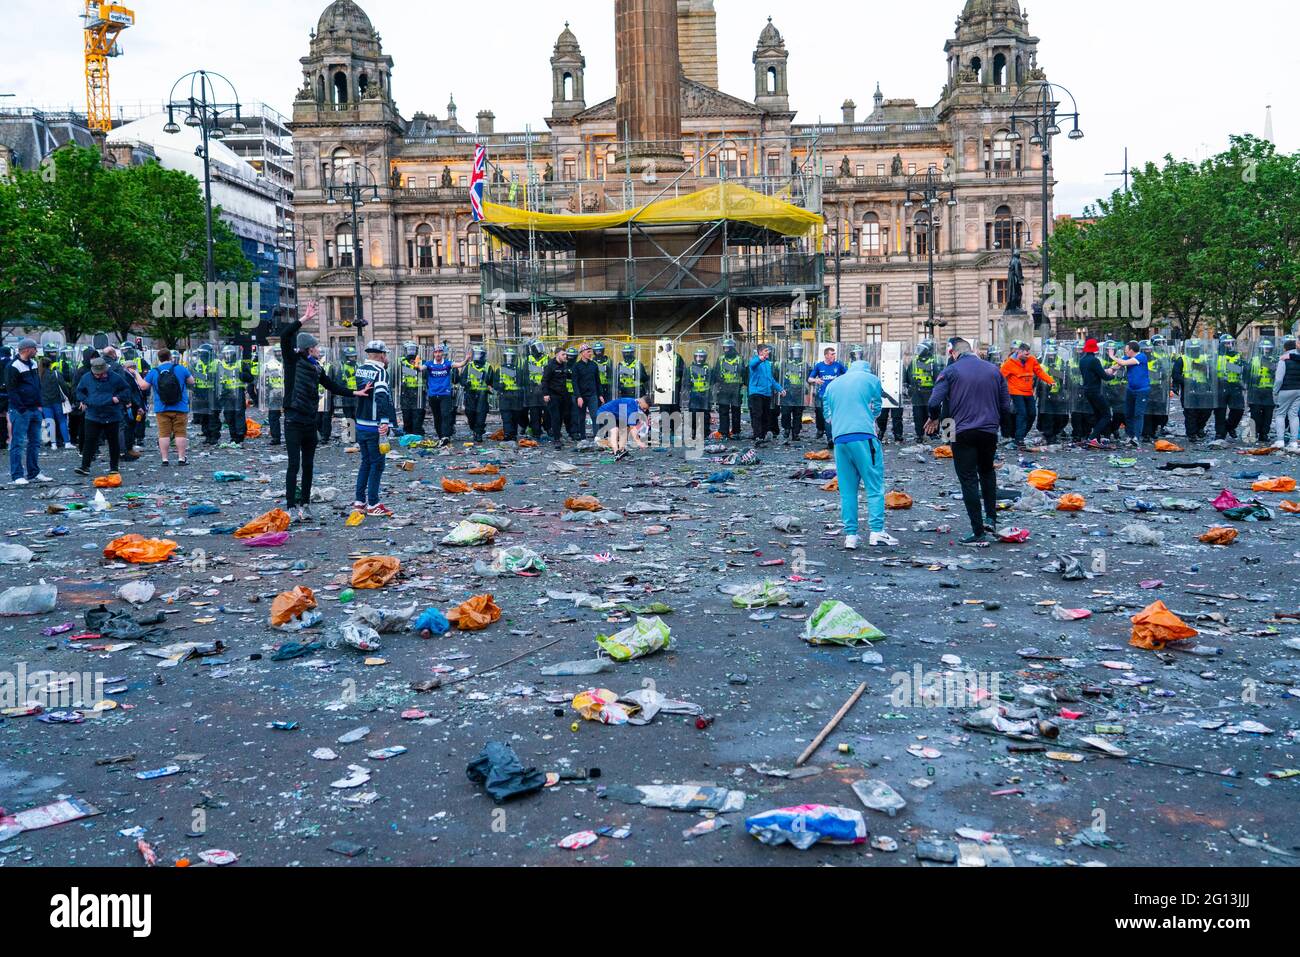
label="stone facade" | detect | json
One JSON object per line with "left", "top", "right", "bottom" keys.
{"left": 291, "top": 0, "right": 1055, "bottom": 352}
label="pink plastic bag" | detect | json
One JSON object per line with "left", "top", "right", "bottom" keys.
{"left": 1213, "top": 489, "right": 1241, "bottom": 511}
{"left": 242, "top": 531, "right": 290, "bottom": 548}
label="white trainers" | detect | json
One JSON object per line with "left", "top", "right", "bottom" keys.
{"left": 869, "top": 532, "right": 899, "bottom": 547}
{"left": 11, "top": 477, "right": 28, "bottom": 487}
{"left": 1272, "top": 439, "right": 1285, "bottom": 450}
{"left": 34, "top": 474, "right": 53, "bottom": 483}
{"left": 1289, "top": 442, "right": 1300, "bottom": 453}
{"left": 844, "top": 534, "right": 861, "bottom": 551}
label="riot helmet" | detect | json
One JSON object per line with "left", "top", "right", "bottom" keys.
{"left": 592, "top": 342, "right": 606, "bottom": 357}
{"left": 403, "top": 341, "right": 419, "bottom": 359}
{"left": 722, "top": 338, "right": 737, "bottom": 357}
{"left": 789, "top": 343, "right": 803, "bottom": 361}
{"left": 693, "top": 348, "right": 708, "bottom": 363}
{"left": 621, "top": 344, "right": 636, "bottom": 360}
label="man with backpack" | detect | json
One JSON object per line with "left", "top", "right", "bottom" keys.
{"left": 140, "top": 349, "right": 192, "bottom": 467}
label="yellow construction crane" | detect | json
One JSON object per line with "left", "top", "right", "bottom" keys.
{"left": 83, "top": 1, "right": 135, "bottom": 134}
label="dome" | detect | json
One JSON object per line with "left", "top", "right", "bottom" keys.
{"left": 316, "top": 0, "right": 374, "bottom": 38}
{"left": 554, "top": 21, "right": 581, "bottom": 54}
{"left": 757, "top": 16, "right": 783, "bottom": 48}
{"left": 962, "top": 0, "right": 1021, "bottom": 17}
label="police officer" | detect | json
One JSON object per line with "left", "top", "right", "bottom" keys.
{"left": 333, "top": 345, "right": 361, "bottom": 445}
{"left": 616, "top": 344, "right": 650, "bottom": 405}
{"left": 1173, "top": 338, "right": 1213, "bottom": 440}
{"left": 245, "top": 347, "right": 260, "bottom": 409}
{"left": 711, "top": 339, "right": 742, "bottom": 439}
{"left": 1147, "top": 335, "right": 1173, "bottom": 437}
{"left": 120, "top": 343, "right": 150, "bottom": 454}
{"left": 459, "top": 344, "right": 496, "bottom": 442}
{"left": 217, "top": 344, "right": 252, "bottom": 444}
{"left": 1101, "top": 340, "right": 1127, "bottom": 440}
{"left": 905, "top": 340, "right": 941, "bottom": 440}
{"left": 591, "top": 342, "right": 613, "bottom": 406}
{"left": 496, "top": 346, "right": 527, "bottom": 442}
{"left": 190, "top": 344, "right": 219, "bottom": 445}
{"left": 686, "top": 347, "right": 715, "bottom": 444}
{"left": 524, "top": 339, "right": 548, "bottom": 439}
{"left": 1037, "top": 339, "right": 1070, "bottom": 444}
{"left": 398, "top": 342, "right": 427, "bottom": 436}
{"left": 1214, "top": 334, "right": 1245, "bottom": 441}
{"left": 265, "top": 346, "right": 286, "bottom": 445}
{"left": 778, "top": 342, "right": 808, "bottom": 443}
{"left": 1247, "top": 338, "right": 1276, "bottom": 444}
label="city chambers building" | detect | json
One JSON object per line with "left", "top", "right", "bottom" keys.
{"left": 291, "top": 0, "right": 1054, "bottom": 354}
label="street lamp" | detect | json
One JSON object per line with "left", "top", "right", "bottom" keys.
{"left": 163, "top": 70, "right": 246, "bottom": 349}
{"left": 1007, "top": 81, "right": 1083, "bottom": 325}
{"left": 325, "top": 164, "right": 381, "bottom": 338}
{"left": 905, "top": 168, "right": 957, "bottom": 341}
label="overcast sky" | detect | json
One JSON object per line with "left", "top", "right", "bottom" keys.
{"left": 3, "top": 0, "right": 1293, "bottom": 213}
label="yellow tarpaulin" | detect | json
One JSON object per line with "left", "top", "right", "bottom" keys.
{"left": 482, "top": 183, "right": 822, "bottom": 241}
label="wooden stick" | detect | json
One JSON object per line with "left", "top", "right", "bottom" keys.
{"left": 447, "top": 637, "right": 565, "bottom": 685}
{"left": 796, "top": 681, "right": 868, "bottom": 766}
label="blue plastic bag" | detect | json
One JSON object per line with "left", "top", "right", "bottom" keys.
{"left": 415, "top": 608, "right": 450, "bottom": 636}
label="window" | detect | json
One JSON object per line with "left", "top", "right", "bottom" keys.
{"left": 767, "top": 153, "right": 782, "bottom": 176}
{"left": 861, "top": 212, "right": 882, "bottom": 256}
{"left": 413, "top": 223, "right": 436, "bottom": 269}
{"left": 877, "top": 163, "right": 885, "bottom": 176}
{"left": 991, "top": 204, "right": 1013, "bottom": 250}
{"left": 458, "top": 235, "right": 480, "bottom": 266}
{"left": 990, "top": 131, "right": 1013, "bottom": 172}
{"left": 467, "top": 294, "right": 481, "bottom": 317}
{"left": 428, "top": 176, "right": 436, "bottom": 188}
{"left": 766, "top": 67, "right": 778, "bottom": 94}
{"left": 908, "top": 163, "right": 917, "bottom": 176}
{"left": 914, "top": 213, "right": 932, "bottom": 256}
{"left": 992, "top": 53, "right": 1008, "bottom": 87}
{"left": 562, "top": 157, "right": 576, "bottom": 181}
{"left": 416, "top": 296, "right": 435, "bottom": 320}
{"left": 335, "top": 297, "right": 355, "bottom": 325}
{"left": 917, "top": 284, "right": 931, "bottom": 307}
{"left": 721, "top": 146, "right": 740, "bottom": 178}
{"left": 863, "top": 284, "right": 882, "bottom": 309}
{"left": 563, "top": 73, "right": 574, "bottom": 100}
{"left": 856, "top": 164, "right": 865, "bottom": 177}
{"left": 331, "top": 147, "right": 357, "bottom": 184}
{"left": 336, "top": 225, "right": 355, "bottom": 268}
{"left": 333, "top": 71, "right": 349, "bottom": 106}
{"left": 458, "top": 174, "right": 468, "bottom": 187}
{"left": 824, "top": 164, "right": 834, "bottom": 177}
{"left": 989, "top": 279, "right": 1007, "bottom": 306}
{"left": 863, "top": 325, "right": 884, "bottom": 348}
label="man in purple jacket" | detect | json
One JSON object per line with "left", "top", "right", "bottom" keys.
{"left": 924, "top": 337, "right": 1013, "bottom": 545}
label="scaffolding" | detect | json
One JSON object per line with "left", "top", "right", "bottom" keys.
{"left": 477, "top": 132, "right": 826, "bottom": 349}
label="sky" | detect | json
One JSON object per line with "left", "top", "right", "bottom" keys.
{"left": 2, "top": 0, "right": 1294, "bottom": 214}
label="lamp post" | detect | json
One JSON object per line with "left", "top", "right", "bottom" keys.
{"left": 163, "top": 70, "right": 246, "bottom": 349}
{"left": 904, "top": 168, "right": 958, "bottom": 341}
{"left": 325, "top": 165, "right": 381, "bottom": 341}
{"left": 1006, "top": 81, "right": 1084, "bottom": 324}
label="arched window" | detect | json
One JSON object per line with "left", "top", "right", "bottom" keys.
{"left": 1015, "top": 55, "right": 1024, "bottom": 85}
{"left": 563, "top": 72, "right": 574, "bottom": 100}
{"left": 331, "top": 148, "right": 357, "bottom": 184}
{"left": 970, "top": 56, "right": 982, "bottom": 82}
{"left": 335, "top": 224, "right": 355, "bottom": 267}
{"left": 861, "top": 212, "right": 882, "bottom": 256}
{"left": 992, "top": 53, "right": 1008, "bottom": 87}
{"left": 990, "top": 131, "right": 1012, "bottom": 172}
{"left": 333, "top": 71, "right": 349, "bottom": 106}
{"left": 766, "top": 67, "right": 778, "bottom": 94}
{"left": 359, "top": 73, "right": 370, "bottom": 98}
{"left": 315, "top": 75, "right": 325, "bottom": 104}
{"left": 992, "top": 205, "right": 1013, "bottom": 250}
{"left": 414, "top": 223, "right": 435, "bottom": 269}
{"left": 914, "top": 211, "right": 933, "bottom": 256}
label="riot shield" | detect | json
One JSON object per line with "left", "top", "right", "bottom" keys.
{"left": 1179, "top": 338, "right": 1218, "bottom": 410}
{"left": 905, "top": 343, "right": 942, "bottom": 408}
{"left": 1100, "top": 341, "right": 1128, "bottom": 411}
{"left": 876, "top": 342, "right": 905, "bottom": 409}
{"left": 1246, "top": 339, "right": 1279, "bottom": 406}
{"left": 1217, "top": 340, "right": 1247, "bottom": 410}
{"left": 651, "top": 338, "right": 681, "bottom": 406}
{"left": 1065, "top": 342, "right": 1093, "bottom": 416}
{"left": 776, "top": 339, "right": 810, "bottom": 408}
{"left": 262, "top": 345, "right": 286, "bottom": 412}
{"left": 1037, "top": 341, "right": 1073, "bottom": 417}
{"left": 396, "top": 343, "right": 426, "bottom": 412}
{"left": 1146, "top": 343, "right": 1174, "bottom": 416}
{"left": 712, "top": 339, "right": 744, "bottom": 409}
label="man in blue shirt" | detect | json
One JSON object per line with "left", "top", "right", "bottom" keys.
{"left": 808, "top": 347, "right": 847, "bottom": 442}
{"left": 747, "top": 344, "right": 779, "bottom": 444}
{"left": 422, "top": 344, "right": 467, "bottom": 447}
{"left": 140, "top": 348, "right": 192, "bottom": 466}
{"left": 823, "top": 360, "right": 897, "bottom": 550}
{"left": 596, "top": 396, "right": 650, "bottom": 460}
{"left": 1108, "top": 340, "right": 1150, "bottom": 448}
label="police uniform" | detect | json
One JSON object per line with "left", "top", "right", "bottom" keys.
{"left": 714, "top": 349, "right": 745, "bottom": 438}
{"left": 399, "top": 357, "right": 427, "bottom": 436}
{"left": 525, "top": 348, "right": 548, "bottom": 438}
{"left": 459, "top": 358, "right": 497, "bottom": 441}
{"left": 190, "top": 351, "right": 219, "bottom": 445}
{"left": 217, "top": 353, "right": 252, "bottom": 444}
{"left": 496, "top": 357, "right": 526, "bottom": 441}
{"left": 905, "top": 353, "right": 941, "bottom": 440}
{"left": 777, "top": 356, "right": 808, "bottom": 440}
{"left": 1214, "top": 348, "right": 1246, "bottom": 440}
{"left": 1247, "top": 351, "right": 1277, "bottom": 442}
{"left": 265, "top": 354, "right": 286, "bottom": 445}
{"left": 686, "top": 356, "right": 715, "bottom": 444}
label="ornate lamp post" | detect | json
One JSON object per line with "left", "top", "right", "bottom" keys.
{"left": 904, "top": 168, "right": 958, "bottom": 340}
{"left": 325, "top": 164, "right": 381, "bottom": 339}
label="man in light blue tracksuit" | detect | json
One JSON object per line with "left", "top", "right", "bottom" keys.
{"left": 823, "top": 360, "right": 898, "bottom": 550}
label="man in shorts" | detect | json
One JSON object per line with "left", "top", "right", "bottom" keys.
{"left": 139, "top": 348, "right": 192, "bottom": 467}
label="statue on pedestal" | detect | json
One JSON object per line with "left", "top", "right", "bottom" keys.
{"left": 1006, "top": 249, "right": 1025, "bottom": 312}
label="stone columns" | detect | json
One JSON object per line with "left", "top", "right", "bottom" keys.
{"left": 615, "top": 0, "right": 685, "bottom": 172}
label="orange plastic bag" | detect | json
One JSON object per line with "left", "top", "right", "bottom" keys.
{"left": 92, "top": 473, "right": 122, "bottom": 488}
{"left": 933, "top": 445, "right": 953, "bottom": 459}
{"left": 518, "top": 439, "right": 538, "bottom": 448}
{"left": 234, "top": 508, "right": 291, "bottom": 540}
{"left": 245, "top": 419, "right": 262, "bottom": 439}
{"left": 467, "top": 465, "right": 500, "bottom": 476}
{"left": 1129, "top": 600, "right": 1198, "bottom": 650}
{"left": 490, "top": 429, "right": 506, "bottom": 441}
{"left": 1199, "top": 526, "right": 1238, "bottom": 546}
{"left": 351, "top": 556, "right": 401, "bottom": 590}
{"left": 565, "top": 496, "right": 603, "bottom": 512}
{"left": 1244, "top": 446, "right": 1279, "bottom": 456}
{"left": 103, "top": 534, "right": 179, "bottom": 564}
{"left": 1027, "top": 469, "right": 1058, "bottom": 491}
{"left": 821, "top": 478, "right": 839, "bottom": 492}
{"left": 473, "top": 475, "right": 507, "bottom": 493}
{"left": 1279, "top": 500, "right": 1300, "bottom": 514}
{"left": 270, "top": 585, "right": 316, "bottom": 627}
{"left": 442, "top": 478, "right": 471, "bottom": 494}
{"left": 1056, "top": 493, "right": 1086, "bottom": 512}
{"left": 447, "top": 593, "right": 502, "bottom": 631}
{"left": 804, "top": 449, "right": 832, "bottom": 461}
{"left": 1252, "top": 477, "right": 1297, "bottom": 493}
{"left": 885, "top": 491, "right": 913, "bottom": 510}
{"left": 1154, "top": 439, "right": 1183, "bottom": 453}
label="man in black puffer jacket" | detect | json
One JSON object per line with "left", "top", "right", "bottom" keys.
{"left": 281, "top": 306, "right": 371, "bottom": 518}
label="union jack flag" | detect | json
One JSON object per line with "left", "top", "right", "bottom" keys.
{"left": 469, "top": 143, "right": 487, "bottom": 222}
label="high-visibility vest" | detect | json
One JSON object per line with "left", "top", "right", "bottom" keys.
{"left": 527, "top": 355, "right": 546, "bottom": 386}
{"left": 1217, "top": 354, "right": 1242, "bottom": 385}
{"left": 401, "top": 359, "right": 422, "bottom": 391}
{"left": 618, "top": 362, "right": 642, "bottom": 392}
{"left": 267, "top": 364, "right": 284, "bottom": 391}
{"left": 594, "top": 356, "right": 612, "bottom": 387}
{"left": 192, "top": 359, "right": 213, "bottom": 389}
{"left": 466, "top": 362, "right": 491, "bottom": 392}
{"left": 783, "top": 363, "right": 805, "bottom": 392}
{"left": 689, "top": 365, "right": 711, "bottom": 393}
{"left": 499, "top": 365, "right": 521, "bottom": 392}
{"left": 718, "top": 355, "right": 742, "bottom": 385}
{"left": 342, "top": 362, "right": 358, "bottom": 390}
{"left": 219, "top": 360, "right": 243, "bottom": 391}
{"left": 1184, "top": 356, "right": 1208, "bottom": 385}
{"left": 1251, "top": 358, "right": 1274, "bottom": 390}
{"left": 912, "top": 360, "right": 936, "bottom": 389}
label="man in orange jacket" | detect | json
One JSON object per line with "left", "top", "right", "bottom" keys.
{"left": 1000, "top": 341, "right": 1055, "bottom": 446}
